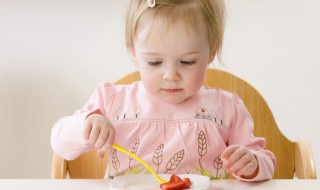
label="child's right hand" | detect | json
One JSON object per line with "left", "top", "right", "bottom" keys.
{"left": 83, "top": 113, "right": 115, "bottom": 159}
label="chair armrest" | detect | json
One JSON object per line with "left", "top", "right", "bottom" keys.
{"left": 294, "top": 140, "right": 317, "bottom": 179}
{"left": 51, "top": 153, "right": 68, "bottom": 179}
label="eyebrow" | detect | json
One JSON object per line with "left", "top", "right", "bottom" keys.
{"left": 140, "top": 52, "right": 160, "bottom": 56}
{"left": 182, "top": 51, "right": 201, "bottom": 55}
{"left": 140, "top": 51, "right": 201, "bottom": 56}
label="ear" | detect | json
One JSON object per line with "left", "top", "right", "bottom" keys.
{"left": 208, "top": 42, "right": 219, "bottom": 64}
{"left": 209, "top": 50, "right": 217, "bottom": 64}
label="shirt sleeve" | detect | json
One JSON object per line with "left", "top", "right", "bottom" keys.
{"left": 50, "top": 83, "right": 115, "bottom": 160}
{"left": 227, "top": 94, "right": 277, "bottom": 181}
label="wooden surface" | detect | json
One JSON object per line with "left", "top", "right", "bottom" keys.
{"left": 204, "top": 69, "right": 295, "bottom": 178}
{"left": 51, "top": 68, "right": 316, "bottom": 179}
{"left": 203, "top": 69, "right": 316, "bottom": 179}
{"left": 294, "top": 140, "right": 317, "bottom": 178}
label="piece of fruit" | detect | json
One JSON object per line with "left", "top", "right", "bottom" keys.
{"left": 160, "top": 174, "right": 192, "bottom": 190}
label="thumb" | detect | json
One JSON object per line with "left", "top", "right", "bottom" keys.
{"left": 97, "top": 149, "right": 105, "bottom": 159}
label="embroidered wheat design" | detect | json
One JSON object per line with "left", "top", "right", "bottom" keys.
{"left": 198, "top": 130, "right": 207, "bottom": 170}
{"left": 129, "top": 136, "right": 140, "bottom": 170}
{"left": 198, "top": 130, "right": 207, "bottom": 157}
{"left": 153, "top": 144, "right": 164, "bottom": 173}
{"left": 165, "top": 149, "right": 184, "bottom": 173}
{"left": 111, "top": 149, "right": 120, "bottom": 174}
{"left": 213, "top": 155, "right": 223, "bottom": 178}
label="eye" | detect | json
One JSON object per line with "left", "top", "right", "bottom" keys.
{"left": 148, "top": 61, "right": 162, "bottom": 66}
{"left": 180, "top": 60, "right": 196, "bottom": 65}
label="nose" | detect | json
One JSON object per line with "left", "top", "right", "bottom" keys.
{"left": 163, "top": 66, "right": 180, "bottom": 81}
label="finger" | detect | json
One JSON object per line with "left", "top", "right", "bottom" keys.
{"left": 227, "top": 147, "right": 247, "bottom": 164}
{"left": 88, "top": 125, "right": 100, "bottom": 145}
{"left": 83, "top": 122, "right": 92, "bottom": 140}
{"left": 222, "top": 145, "right": 242, "bottom": 169}
{"left": 234, "top": 160, "right": 258, "bottom": 177}
{"left": 97, "top": 126, "right": 115, "bottom": 150}
{"left": 229, "top": 154, "right": 251, "bottom": 174}
{"left": 221, "top": 145, "right": 239, "bottom": 160}
{"left": 97, "top": 130, "right": 114, "bottom": 159}
{"left": 94, "top": 127, "right": 109, "bottom": 149}
{"left": 97, "top": 149, "right": 105, "bottom": 159}
{"left": 98, "top": 141, "right": 112, "bottom": 155}
{"left": 105, "top": 127, "right": 115, "bottom": 148}
{"left": 222, "top": 146, "right": 247, "bottom": 172}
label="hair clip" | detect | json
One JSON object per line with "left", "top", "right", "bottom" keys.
{"left": 147, "top": 0, "right": 156, "bottom": 8}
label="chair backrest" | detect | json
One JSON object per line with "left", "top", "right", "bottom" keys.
{"left": 51, "top": 68, "right": 316, "bottom": 179}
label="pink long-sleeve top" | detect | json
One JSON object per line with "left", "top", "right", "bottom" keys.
{"left": 51, "top": 81, "right": 276, "bottom": 181}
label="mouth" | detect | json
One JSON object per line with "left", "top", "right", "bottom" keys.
{"left": 162, "top": 88, "right": 183, "bottom": 93}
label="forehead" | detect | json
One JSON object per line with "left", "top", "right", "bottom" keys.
{"left": 138, "top": 5, "right": 205, "bottom": 34}
{"left": 136, "top": 18, "right": 207, "bottom": 47}
{"left": 134, "top": 8, "right": 208, "bottom": 51}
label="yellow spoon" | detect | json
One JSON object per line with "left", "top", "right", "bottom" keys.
{"left": 112, "top": 144, "right": 168, "bottom": 184}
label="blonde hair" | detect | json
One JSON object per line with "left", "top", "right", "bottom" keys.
{"left": 125, "top": 0, "right": 225, "bottom": 60}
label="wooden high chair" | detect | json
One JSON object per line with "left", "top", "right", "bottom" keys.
{"left": 51, "top": 68, "right": 317, "bottom": 179}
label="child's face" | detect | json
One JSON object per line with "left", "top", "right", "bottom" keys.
{"left": 132, "top": 18, "right": 214, "bottom": 104}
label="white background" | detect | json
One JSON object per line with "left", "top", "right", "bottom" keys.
{"left": 0, "top": 0, "right": 319, "bottom": 178}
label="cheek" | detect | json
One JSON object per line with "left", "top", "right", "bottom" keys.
{"left": 190, "top": 75, "right": 205, "bottom": 89}
{"left": 190, "top": 66, "right": 207, "bottom": 84}
{"left": 138, "top": 64, "right": 161, "bottom": 81}
{"left": 139, "top": 67, "right": 153, "bottom": 81}
{"left": 141, "top": 78, "right": 158, "bottom": 95}
{"left": 139, "top": 69, "right": 158, "bottom": 90}
{"left": 187, "top": 71, "right": 206, "bottom": 92}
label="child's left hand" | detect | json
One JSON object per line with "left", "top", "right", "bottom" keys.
{"left": 221, "top": 145, "right": 259, "bottom": 179}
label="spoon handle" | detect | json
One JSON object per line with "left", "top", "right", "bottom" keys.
{"left": 112, "top": 144, "right": 168, "bottom": 183}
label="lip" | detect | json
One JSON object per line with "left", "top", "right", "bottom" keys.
{"left": 162, "top": 88, "right": 183, "bottom": 93}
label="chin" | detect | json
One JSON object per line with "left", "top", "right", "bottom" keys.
{"left": 161, "top": 97, "right": 189, "bottom": 104}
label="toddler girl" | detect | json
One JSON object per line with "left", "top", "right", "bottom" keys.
{"left": 51, "top": 0, "right": 276, "bottom": 181}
